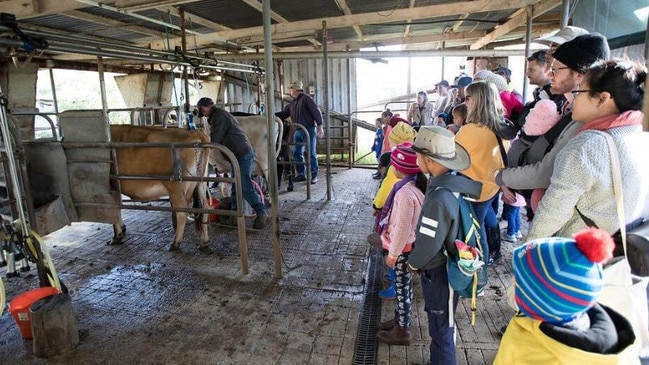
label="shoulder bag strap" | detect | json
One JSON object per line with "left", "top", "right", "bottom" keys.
{"left": 601, "top": 131, "right": 628, "bottom": 257}
{"left": 495, "top": 135, "right": 508, "bottom": 168}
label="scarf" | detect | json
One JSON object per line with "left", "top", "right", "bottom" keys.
{"left": 375, "top": 174, "right": 416, "bottom": 234}
{"left": 578, "top": 110, "right": 644, "bottom": 133}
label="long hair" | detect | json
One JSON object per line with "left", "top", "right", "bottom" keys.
{"left": 584, "top": 59, "right": 646, "bottom": 113}
{"left": 465, "top": 81, "right": 505, "bottom": 133}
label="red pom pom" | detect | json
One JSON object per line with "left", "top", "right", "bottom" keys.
{"left": 574, "top": 227, "right": 615, "bottom": 263}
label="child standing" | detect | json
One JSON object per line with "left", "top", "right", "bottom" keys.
{"left": 501, "top": 191, "right": 525, "bottom": 242}
{"left": 372, "top": 117, "right": 385, "bottom": 179}
{"left": 376, "top": 143, "right": 427, "bottom": 345}
{"left": 408, "top": 126, "right": 482, "bottom": 365}
{"left": 495, "top": 228, "right": 639, "bottom": 364}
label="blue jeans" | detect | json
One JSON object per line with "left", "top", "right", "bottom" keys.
{"left": 471, "top": 194, "right": 498, "bottom": 260}
{"left": 421, "top": 265, "right": 459, "bottom": 365}
{"left": 503, "top": 204, "right": 521, "bottom": 235}
{"left": 293, "top": 126, "right": 318, "bottom": 178}
{"left": 231, "top": 150, "right": 267, "bottom": 215}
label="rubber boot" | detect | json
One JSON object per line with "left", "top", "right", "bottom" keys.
{"left": 378, "top": 285, "right": 396, "bottom": 300}
{"left": 378, "top": 314, "right": 397, "bottom": 330}
{"left": 486, "top": 225, "right": 502, "bottom": 265}
{"left": 382, "top": 267, "right": 395, "bottom": 283}
{"left": 377, "top": 325, "right": 411, "bottom": 345}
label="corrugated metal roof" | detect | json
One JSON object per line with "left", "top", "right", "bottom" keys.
{"left": 180, "top": 0, "right": 270, "bottom": 29}
{"left": 21, "top": 14, "right": 146, "bottom": 42}
{"left": 271, "top": 0, "right": 343, "bottom": 22}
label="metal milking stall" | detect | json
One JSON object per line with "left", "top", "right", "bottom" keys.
{"left": 0, "top": 12, "right": 285, "bottom": 277}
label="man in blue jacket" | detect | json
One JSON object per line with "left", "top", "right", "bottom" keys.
{"left": 275, "top": 81, "right": 324, "bottom": 184}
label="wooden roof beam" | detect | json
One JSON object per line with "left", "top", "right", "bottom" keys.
{"left": 114, "top": 0, "right": 201, "bottom": 12}
{"left": 145, "top": 0, "right": 538, "bottom": 50}
{"left": 334, "top": 0, "right": 365, "bottom": 41}
{"left": 403, "top": 0, "right": 417, "bottom": 38}
{"left": 8, "top": 0, "right": 86, "bottom": 19}
{"left": 470, "top": 0, "right": 561, "bottom": 50}
{"left": 239, "top": 0, "right": 321, "bottom": 47}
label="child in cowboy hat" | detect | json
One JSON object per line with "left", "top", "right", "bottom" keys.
{"left": 408, "top": 126, "right": 482, "bottom": 365}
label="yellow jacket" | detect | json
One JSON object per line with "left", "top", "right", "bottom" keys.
{"left": 494, "top": 315, "right": 640, "bottom": 365}
{"left": 455, "top": 123, "right": 507, "bottom": 202}
{"left": 373, "top": 165, "right": 399, "bottom": 209}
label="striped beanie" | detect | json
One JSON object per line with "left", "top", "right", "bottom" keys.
{"left": 513, "top": 228, "right": 614, "bottom": 324}
{"left": 390, "top": 143, "right": 420, "bottom": 175}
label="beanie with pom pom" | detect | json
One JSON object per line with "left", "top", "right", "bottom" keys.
{"left": 512, "top": 228, "right": 614, "bottom": 324}
{"left": 523, "top": 99, "right": 562, "bottom": 136}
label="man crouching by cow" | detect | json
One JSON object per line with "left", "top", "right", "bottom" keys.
{"left": 197, "top": 97, "right": 270, "bottom": 229}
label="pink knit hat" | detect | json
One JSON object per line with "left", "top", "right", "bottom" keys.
{"left": 390, "top": 143, "right": 421, "bottom": 175}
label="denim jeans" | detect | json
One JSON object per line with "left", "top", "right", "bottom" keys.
{"left": 503, "top": 204, "right": 521, "bottom": 235}
{"left": 293, "top": 126, "right": 318, "bottom": 178}
{"left": 231, "top": 150, "right": 267, "bottom": 215}
{"left": 420, "top": 265, "right": 459, "bottom": 365}
{"left": 471, "top": 194, "right": 498, "bottom": 260}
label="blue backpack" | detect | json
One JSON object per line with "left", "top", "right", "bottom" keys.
{"left": 446, "top": 193, "right": 488, "bottom": 325}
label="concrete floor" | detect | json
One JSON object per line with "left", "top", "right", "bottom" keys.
{"left": 0, "top": 167, "right": 519, "bottom": 364}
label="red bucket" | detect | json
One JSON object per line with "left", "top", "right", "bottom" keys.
{"left": 207, "top": 197, "right": 220, "bottom": 222}
{"left": 8, "top": 287, "right": 61, "bottom": 339}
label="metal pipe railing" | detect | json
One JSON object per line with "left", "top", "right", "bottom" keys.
{"left": 60, "top": 141, "right": 252, "bottom": 274}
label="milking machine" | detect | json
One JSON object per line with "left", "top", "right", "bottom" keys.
{"left": 0, "top": 77, "right": 63, "bottom": 292}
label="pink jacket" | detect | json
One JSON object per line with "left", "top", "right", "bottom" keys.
{"left": 381, "top": 181, "right": 425, "bottom": 256}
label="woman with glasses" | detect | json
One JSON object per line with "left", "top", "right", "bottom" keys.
{"left": 527, "top": 60, "right": 648, "bottom": 240}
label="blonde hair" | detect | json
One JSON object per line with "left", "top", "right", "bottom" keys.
{"left": 465, "top": 81, "right": 505, "bottom": 133}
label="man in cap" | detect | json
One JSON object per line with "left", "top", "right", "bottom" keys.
{"left": 275, "top": 81, "right": 324, "bottom": 184}
{"left": 442, "top": 76, "right": 472, "bottom": 126}
{"left": 496, "top": 33, "right": 610, "bottom": 204}
{"left": 534, "top": 26, "right": 589, "bottom": 70}
{"left": 197, "top": 97, "right": 269, "bottom": 229}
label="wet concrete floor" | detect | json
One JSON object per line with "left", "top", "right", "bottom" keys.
{"left": 0, "top": 167, "right": 517, "bottom": 364}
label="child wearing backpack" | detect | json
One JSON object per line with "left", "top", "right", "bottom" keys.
{"left": 408, "top": 126, "right": 483, "bottom": 365}
{"left": 376, "top": 143, "right": 427, "bottom": 345}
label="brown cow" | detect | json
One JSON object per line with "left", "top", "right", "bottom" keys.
{"left": 110, "top": 125, "right": 210, "bottom": 252}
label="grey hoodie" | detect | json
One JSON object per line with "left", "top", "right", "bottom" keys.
{"left": 409, "top": 172, "right": 482, "bottom": 270}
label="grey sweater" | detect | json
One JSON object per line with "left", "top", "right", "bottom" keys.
{"left": 528, "top": 125, "right": 649, "bottom": 240}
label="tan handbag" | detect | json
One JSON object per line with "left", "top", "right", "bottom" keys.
{"left": 596, "top": 131, "right": 649, "bottom": 357}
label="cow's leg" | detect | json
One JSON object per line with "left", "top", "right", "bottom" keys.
{"left": 193, "top": 183, "right": 211, "bottom": 254}
{"left": 168, "top": 188, "right": 188, "bottom": 252}
{"left": 110, "top": 217, "right": 126, "bottom": 245}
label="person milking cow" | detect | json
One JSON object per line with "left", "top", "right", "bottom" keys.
{"left": 196, "top": 97, "right": 270, "bottom": 229}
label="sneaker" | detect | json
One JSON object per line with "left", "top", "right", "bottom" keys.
{"left": 253, "top": 213, "right": 270, "bottom": 229}
{"left": 311, "top": 177, "right": 318, "bottom": 184}
{"left": 378, "top": 286, "right": 396, "bottom": 300}
{"left": 502, "top": 233, "right": 517, "bottom": 242}
{"left": 294, "top": 175, "right": 307, "bottom": 182}
{"left": 516, "top": 231, "right": 523, "bottom": 239}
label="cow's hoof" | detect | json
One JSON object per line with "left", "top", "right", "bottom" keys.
{"left": 287, "top": 185, "right": 294, "bottom": 192}
{"left": 168, "top": 244, "right": 181, "bottom": 252}
{"left": 121, "top": 225, "right": 127, "bottom": 234}
{"left": 109, "top": 238, "right": 124, "bottom": 245}
{"left": 198, "top": 245, "right": 213, "bottom": 254}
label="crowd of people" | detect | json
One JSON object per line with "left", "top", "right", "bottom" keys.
{"left": 368, "top": 26, "right": 648, "bottom": 365}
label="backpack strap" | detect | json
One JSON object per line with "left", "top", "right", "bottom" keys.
{"left": 495, "top": 135, "right": 508, "bottom": 168}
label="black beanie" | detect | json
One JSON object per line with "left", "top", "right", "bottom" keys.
{"left": 552, "top": 33, "right": 610, "bottom": 74}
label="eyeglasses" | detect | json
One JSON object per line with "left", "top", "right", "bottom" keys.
{"left": 550, "top": 66, "right": 570, "bottom": 75}
{"left": 571, "top": 89, "right": 592, "bottom": 97}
